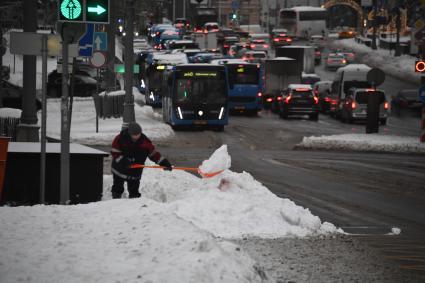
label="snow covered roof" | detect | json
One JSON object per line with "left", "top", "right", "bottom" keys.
{"left": 0, "top": 108, "right": 22, "bottom": 118}
{"left": 152, "top": 53, "right": 188, "bottom": 65}
{"left": 290, "top": 6, "right": 326, "bottom": 12}
{"left": 337, "top": 64, "right": 371, "bottom": 72}
{"left": 268, "top": 57, "right": 296, "bottom": 61}
{"left": 288, "top": 84, "right": 313, "bottom": 90}
{"left": 8, "top": 142, "right": 109, "bottom": 155}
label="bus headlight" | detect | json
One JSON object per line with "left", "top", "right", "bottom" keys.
{"left": 149, "top": 91, "right": 154, "bottom": 101}
{"left": 140, "top": 79, "right": 145, "bottom": 88}
{"left": 177, "top": 107, "right": 183, "bottom": 119}
{"left": 218, "top": 107, "right": 225, "bottom": 120}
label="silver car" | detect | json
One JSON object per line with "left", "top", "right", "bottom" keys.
{"left": 325, "top": 53, "right": 347, "bottom": 71}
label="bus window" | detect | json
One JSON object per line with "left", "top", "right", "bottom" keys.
{"left": 175, "top": 76, "right": 226, "bottom": 104}
{"left": 227, "top": 65, "right": 259, "bottom": 85}
{"left": 299, "top": 11, "right": 327, "bottom": 21}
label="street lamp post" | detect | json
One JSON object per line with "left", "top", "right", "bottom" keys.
{"left": 122, "top": 0, "right": 135, "bottom": 130}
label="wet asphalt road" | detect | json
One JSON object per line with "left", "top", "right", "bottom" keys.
{"left": 93, "top": 40, "right": 425, "bottom": 279}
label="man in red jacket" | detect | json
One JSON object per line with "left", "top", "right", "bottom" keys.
{"left": 110, "top": 122, "right": 172, "bottom": 198}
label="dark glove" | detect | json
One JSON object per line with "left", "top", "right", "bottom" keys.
{"left": 159, "top": 158, "right": 172, "bottom": 171}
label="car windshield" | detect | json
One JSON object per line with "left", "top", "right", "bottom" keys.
{"left": 227, "top": 65, "right": 259, "bottom": 85}
{"left": 175, "top": 76, "right": 226, "bottom": 104}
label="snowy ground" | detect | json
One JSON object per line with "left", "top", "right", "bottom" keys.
{"left": 297, "top": 133, "right": 425, "bottom": 154}
{"left": 329, "top": 38, "right": 422, "bottom": 84}
{"left": 40, "top": 89, "right": 174, "bottom": 145}
{"left": 1, "top": 146, "right": 342, "bottom": 283}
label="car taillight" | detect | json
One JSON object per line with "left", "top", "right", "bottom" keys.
{"left": 266, "top": 98, "right": 273, "bottom": 102}
{"left": 330, "top": 99, "right": 338, "bottom": 105}
{"left": 285, "top": 95, "right": 291, "bottom": 104}
{"left": 384, "top": 102, "right": 389, "bottom": 109}
{"left": 273, "top": 38, "right": 280, "bottom": 42}
{"left": 257, "top": 92, "right": 262, "bottom": 97}
{"left": 342, "top": 59, "right": 347, "bottom": 64}
{"left": 250, "top": 44, "right": 256, "bottom": 48}
{"left": 315, "top": 51, "right": 321, "bottom": 55}
{"left": 313, "top": 96, "right": 319, "bottom": 104}
{"left": 277, "top": 96, "right": 282, "bottom": 101}
{"left": 324, "top": 97, "right": 331, "bottom": 102}
{"left": 351, "top": 101, "right": 357, "bottom": 109}
{"left": 224, "top": 44, "right": 229, "bottom": 48}
{"left": 286, "top": 38, "right": 292, "bottom": 42}
{"left": 242, "top": 57, "right": 247, "bottom": 61}
{"left": 263, "top": 44, "right": 269, "bottom": 48}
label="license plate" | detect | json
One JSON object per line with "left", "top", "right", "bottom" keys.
{"left": 193, "top": 120, "right": 208, "bottom": 125}
{"left": 234, "top": 106, "right": 245, "bottom": 110}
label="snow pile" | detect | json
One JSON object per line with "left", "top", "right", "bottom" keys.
{"left": 0, "top": 145, "right": 342, "bottom": 282}
{"left": 331, "top": 38, "right": 421, "bottom": 83}
{"left": 40, "top": 93, "right": 173, "bottom": 145}
{"left": 297, "top": 134, "right": 425, "bottom": 154}
{"left": 387, "top": 227, "right": 402, "bottom": 235}
{"left": 198, "top": 144, "right": 231, "bottom": 175}
{"left": 0, "top": 200, "right": 266, "bottom": 283}
{"left": 98, "top": 90, "right": 125, "bottom": 96}
{"left": 0, "top": 108, "right": 21, "bottom": 118}
{"left": 103, "top": 145, "right": 341, "bottom": 239}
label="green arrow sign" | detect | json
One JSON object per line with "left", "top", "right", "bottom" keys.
{"left": 87, "top": 4, "right": 106, "bottom": 15}
{"left": 59, "top": 0, "right": 83, "bottom": 21}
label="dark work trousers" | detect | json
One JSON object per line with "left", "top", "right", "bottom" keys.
{"left": 112, "top": 174, "right": 141, "bottom": 198}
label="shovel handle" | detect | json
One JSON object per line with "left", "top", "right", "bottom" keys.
{"left": 130, "top": 164, "right": 199, "bottom": 172}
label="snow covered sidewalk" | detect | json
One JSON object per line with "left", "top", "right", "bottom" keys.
{"left": 39, "top": 88, "right": 174, "bottom": 145}
{"left": 329, "top": 38, "right": 421, "bottom": 84}
{"left": 0, "top": 146, "right": 341, "bottom": 283}
{"left": 297, "top": 133, "right": 425, "bottom": 154}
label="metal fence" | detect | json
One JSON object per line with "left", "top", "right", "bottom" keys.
{"left": 0, "top": 117, "right": 20, "bottom": 141}
{"left": 92, "top": 91, "right": 125, "bottom": 119}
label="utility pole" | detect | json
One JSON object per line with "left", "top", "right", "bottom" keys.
{"left": 122, "top": 0, "right": 135, "bottom": 130}
{"left": 371, "top": 0, "right": 378, "bottom": 50}
{"left": 394, "top": 6, "right": 401, "bottom": 57}
{"left": 17, "top": 0, "right": 39, "bottom": 142}
{"left": 106, "top": 0, "right": 117, "bottom": 89}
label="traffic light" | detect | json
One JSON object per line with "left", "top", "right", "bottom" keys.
{"left": 59, "top": 0, "right": 84, "bottom": 22}
{"left": 416, "top": 61, "right": 425, "bottom": 73}
{"left": 58, "top": 0, "right": 109, "bottom": 24}
{"left": 86, "top": 0, "right": 109, "bottom": 24}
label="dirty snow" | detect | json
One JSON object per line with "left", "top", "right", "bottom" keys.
{"left": 298, "top": 133, "right": 425, "bottom": 154}
{"left": 0, "top": 145, "right": 342, "bottom": 283}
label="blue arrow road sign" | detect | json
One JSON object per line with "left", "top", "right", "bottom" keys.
{"left": 419, "top": 84, "right": 425, "bottom": 104}
{"left": 79, "top": 23, "right": 94, "bottom": 57}
{"left": 93, "top": 32, "right": 107, "bottom": 51}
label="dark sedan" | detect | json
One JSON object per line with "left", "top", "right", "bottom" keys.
{"left": 47, "top": 70, "right": 102, "bottom": 98}
{"left": 278, "top": 84, "right": 319, "bottom": 120}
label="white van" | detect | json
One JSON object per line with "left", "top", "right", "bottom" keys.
{"left": 331, "top": 64, "right": 371, "bottom": 100}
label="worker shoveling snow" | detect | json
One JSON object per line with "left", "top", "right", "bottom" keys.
{"left": 0, "top": 144, "right": 342, "bottom": 283}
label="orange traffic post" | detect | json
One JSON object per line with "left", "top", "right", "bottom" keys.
{"left": 0, "top": 137, "right": 10, "bottom": 201}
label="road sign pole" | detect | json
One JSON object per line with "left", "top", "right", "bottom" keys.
{"left": 40, "top": 34, "right": 48, "bottom": 204}
{"left": 61, "top": 30, "right": 70, "bottom": 205}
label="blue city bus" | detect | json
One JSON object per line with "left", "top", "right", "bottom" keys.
{"left": 225, "top": 62, "right": 263, "bottom": 115}
{"left": 162, "top": 64, "right": 228, "bottom": 131}
{"left": 144, "top": 63, "right": 167, "bottom": 107}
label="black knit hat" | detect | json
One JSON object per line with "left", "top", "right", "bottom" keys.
{"left": 127, "top": 122, "right": 142, "bottom": 135}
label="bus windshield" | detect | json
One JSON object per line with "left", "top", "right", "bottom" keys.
{"left": 227, "top": 65, "right": 259, "bottom": 85}
{"left": 147, "top": 68, "right": 163, "bottom": 90}
{"left": 175, "top": 71, "right": 226, "bottom": 104}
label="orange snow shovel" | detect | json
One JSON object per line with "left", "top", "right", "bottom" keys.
{"left": 129, "top": 164, "right": 224, "bottom": 178}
